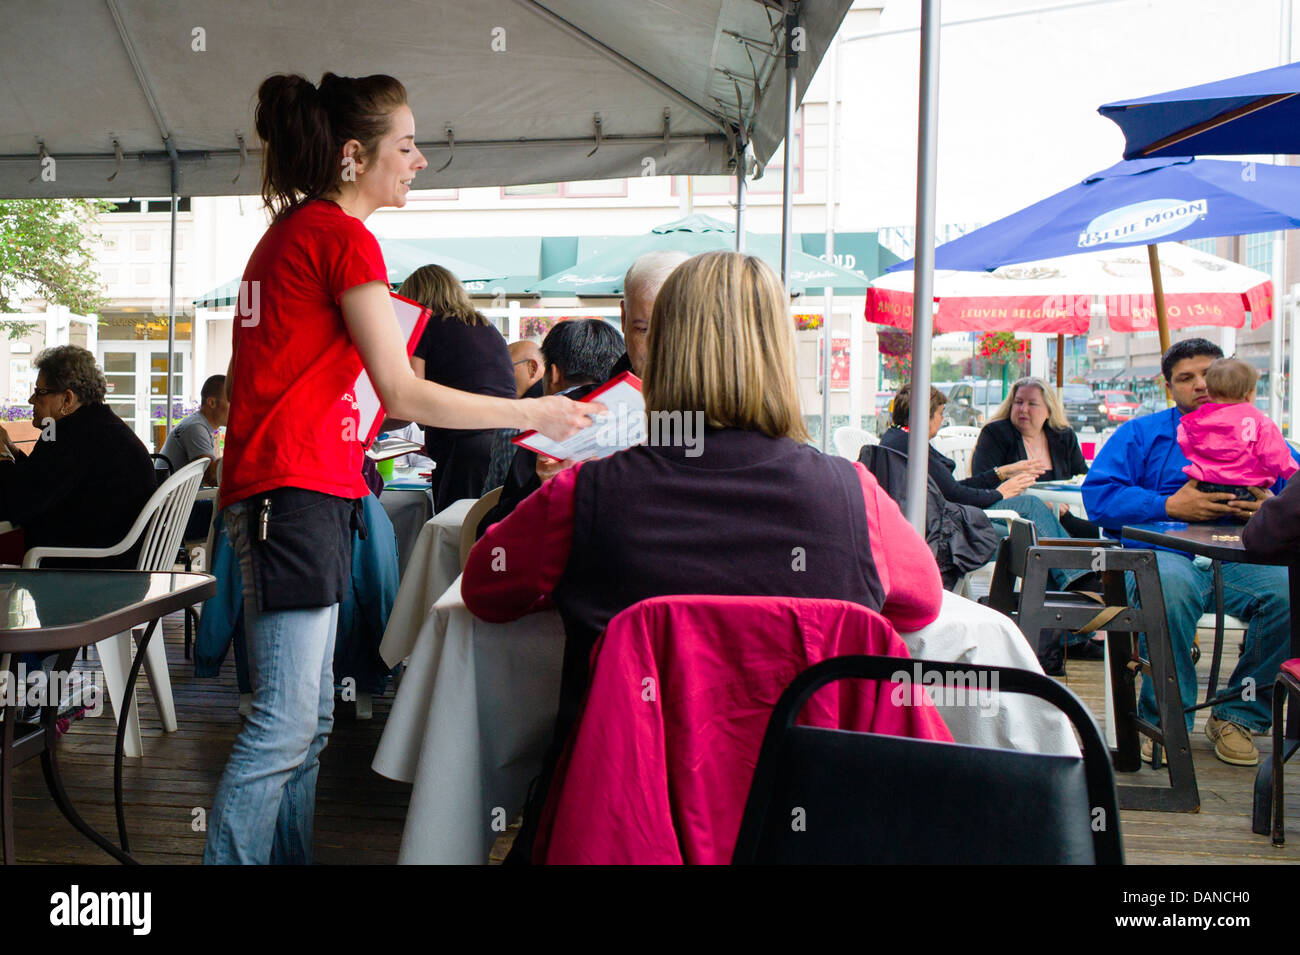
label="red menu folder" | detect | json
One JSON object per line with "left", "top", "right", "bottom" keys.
{"left": 352, "top": 292, "right": 431, "bottom": 449}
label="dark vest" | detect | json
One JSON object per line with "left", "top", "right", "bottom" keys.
{"left": 553, "top": 427, "right": 883, "bottom": 700}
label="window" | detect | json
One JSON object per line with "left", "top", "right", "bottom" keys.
{"left": 106, "top": 197, "right": 192, "bottom": 213}
{"left": 1184, "top": 237, "right": 1216, "bottom": 254}
{"left": 502, "top": 179, "right": 627, "bottom": 198}
{"left": 1243, "top": 232, "right": 1274, "bottom": 274}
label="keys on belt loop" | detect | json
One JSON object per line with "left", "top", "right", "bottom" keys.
{"left": 258, "top": 497, "right": 271, "bottom": 542}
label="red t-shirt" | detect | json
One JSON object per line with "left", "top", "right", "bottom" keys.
{"left": 220, "top": 199, "right": 387, "bottom": 509}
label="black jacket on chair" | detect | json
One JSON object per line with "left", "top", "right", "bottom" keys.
{"left": 878, "top": 426, "right": 1001, "bottom": 508}
{"left": 971, "top": 418, "right": 1087, "bottom": 483}
{"left": 0, "top": 402, "right": 155, "bottom": 568}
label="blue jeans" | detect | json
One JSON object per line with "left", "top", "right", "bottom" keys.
{"left": 203, "top": 501, "right": 340, "bottom": 865}
{"left": 1126, "top": 549, "right": 1290, "bottom": 734}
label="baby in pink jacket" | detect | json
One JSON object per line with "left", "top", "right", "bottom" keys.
{"left": 1177, "top": 358, "right": 1298, "bottom": 498}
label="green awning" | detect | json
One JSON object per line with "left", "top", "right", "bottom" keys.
{"left": 193, "top": 237, "right": 505, "bottom": 307}
{"left": 528, "top": 214, "right": 871, "bottom": 295}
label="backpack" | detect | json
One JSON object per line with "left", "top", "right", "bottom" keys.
{"left": 858, "top": 444, "right": 998, "bottom": 589}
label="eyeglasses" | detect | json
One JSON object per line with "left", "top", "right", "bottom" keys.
{"left": 29, "top": 388, "right": 59, "bottom": 399}
{"left": 512, "top": 359, "right": 532, "bottom": 366}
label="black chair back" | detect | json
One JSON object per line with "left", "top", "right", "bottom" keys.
{"left": 732, "top": 655, "right": 1123, "bottom": 865}
{"left": 150, "top": 453, "right": 174, "bottom": 489}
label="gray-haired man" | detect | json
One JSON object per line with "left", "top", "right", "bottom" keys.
{"left": 610, "top": 250, "right": 690, "bottom": 377}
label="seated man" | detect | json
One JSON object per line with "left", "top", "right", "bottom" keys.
{"left": 478, "top": 318, "right": 625, "bottom": 536}
{"left": 1082, "top": 338, "right": 1299, "bottom": 766}
{"left": 160, "top": 373, "right": 228, "bottom": 485}
{"left": 609, "top": 250, "right": 689, "bottom": 377}
{"left": 509, "top": 340, "right": 545, "bottom": 399}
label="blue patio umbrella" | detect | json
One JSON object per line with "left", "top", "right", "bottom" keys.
{"left": 889, "top": 157, "right": 1300, "bottom": 357}
{"left": 1100, "top": 61, "right": 1300, "bottom": 159}
{"left": 892, "top": 157, "right": 1300, "bottom": 273}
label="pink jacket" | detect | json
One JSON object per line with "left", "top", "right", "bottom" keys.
{"left": 1177, "top": 402, "right": 1299, "bottom": 486}
{"left": 535, "top": 595, "right": 953, "bottom": 865}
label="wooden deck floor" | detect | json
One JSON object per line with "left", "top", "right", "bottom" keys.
{"left": 6, "top": 611, "right": 1298, "bottom": 864}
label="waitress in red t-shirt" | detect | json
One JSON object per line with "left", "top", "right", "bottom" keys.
{"left": 204, "top": 72, "right": 597, "bottom": 865}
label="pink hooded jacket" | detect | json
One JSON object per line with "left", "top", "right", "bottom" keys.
{"left": 1177, "top": 402, "right": 1299, "bottom": 486}
{"left": 534, "top": 595, "right": 953, "bottom": 865}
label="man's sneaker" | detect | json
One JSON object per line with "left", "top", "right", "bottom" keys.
{"left": 1140, "top": 737, "right": 1154, "bottom": 764}
{"left": 1205, "top": 717, "right": 1259, "bottom": 766}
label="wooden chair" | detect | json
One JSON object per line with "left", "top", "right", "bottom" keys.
{"left": 459, "top": 486, "right": 503, "bottom": 571}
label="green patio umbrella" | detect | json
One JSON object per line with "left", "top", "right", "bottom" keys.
{"left": 193, "top": 238, "right": 502, "bottom": 307}
{"left": 526, "top": 215, "right": 870, "bottom": 295}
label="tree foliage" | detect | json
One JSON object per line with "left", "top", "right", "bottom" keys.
{"left": 0, "top": 199, "right": 111, "bottom": 338}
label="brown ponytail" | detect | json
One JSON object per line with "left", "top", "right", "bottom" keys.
{"left": 255, "top": 72, "right": 408, "bottom": 221}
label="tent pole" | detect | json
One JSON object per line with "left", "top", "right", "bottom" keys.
{"left": 780, "top": 3, "right": 798, "bottom": 289}
{"left": 1147, "top": 244, "right": 1172, "bottom": 407}
{"left": 735, "top": 131, "right": 747, "bottom": 253}
{"left": 905, "top": 0, "right": 942, "bottom": 533}
{"left": 166, "top": 143, "right": 179, "bottom": 438}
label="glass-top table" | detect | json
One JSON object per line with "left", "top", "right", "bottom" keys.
{"left": 0, "top": 569, "right": 215, "bottom": 864}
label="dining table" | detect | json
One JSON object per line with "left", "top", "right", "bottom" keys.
{"left": 1121, "top": 520, "right": 1299, "bottom": 835}
{"left": 0, "top": 569, "right": 216, "bottom": 864}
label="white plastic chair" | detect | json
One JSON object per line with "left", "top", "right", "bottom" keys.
{"left": 831, "top": 426, "right": 876, "bottom": 461}
{"left": 22, "top": 457, "right": 207, "bottom": 758}
{"left": 931, "top": 430, "right": 979, "bottom": 481}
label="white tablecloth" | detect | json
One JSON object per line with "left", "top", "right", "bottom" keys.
{"left": 379, "top": 487, "right": 432, "bottom": 576}
{"left": 373, "top": 583, "right": 1078, "bottom": 865}
{"left": 378, "top": 497, "right": 476, "bottom": 668}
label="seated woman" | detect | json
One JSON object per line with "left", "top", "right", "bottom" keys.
{"left": 398, "top": 264, "right": 517, "bottom": 511}
{"left": 463, "top": 251, "right": 943, "bottom": 860}
{"left": 0, "top": 345, "right": 154, "bottom": 568}
{"left": 971, "top": 377, "right": 1099, "bottom": 538}
{"left": 879, "top": 384, "right": 1042, "bottom": 508}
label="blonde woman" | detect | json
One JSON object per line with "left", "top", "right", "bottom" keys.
{"left": 971, "top": 376, "right": 1096, "bottom": 538}
{"left": 399, "top": 264, "right": 517, "bottom": 509}
{"left": 462, "top": 251, "right": 942, "bottom": 862}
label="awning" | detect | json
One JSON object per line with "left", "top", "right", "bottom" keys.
{"left": 1112, "top": 365, "right": 1161, "bottom": 381}
{"left": 193, "top": 237, "right": 503, "bottom": 307}
{"left": 0, "top": 1, "right": 851, "bottom": 198}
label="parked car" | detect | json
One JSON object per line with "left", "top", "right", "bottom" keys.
{"left": 940, "top": 380, "right": 1001, "bottom": 427}
{"left": 1098, "top": 390, "right": 1140, "bottom": 426}
{"left": 874, "top": 390, "right": 894, "bottom": 434}
{"left": 1134, "top": 396, "right": 1164, "bottom": 418}
{"left": 1062, "top": 383, "right": 1108, "bottom": 431}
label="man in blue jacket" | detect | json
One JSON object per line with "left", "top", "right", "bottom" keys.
{"left": 1083, "top": 338, "right": 1298, "bottom": 767}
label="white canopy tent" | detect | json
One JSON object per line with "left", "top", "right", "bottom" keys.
{"left": 0, "top": 0, "right": 847, "bottom": 197}
{"left": 1, "top": 0, "right": 850, "bottom": 430}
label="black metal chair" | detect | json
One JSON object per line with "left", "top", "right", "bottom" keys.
{"left": 985, "top": 517, "right": 1198, "bottom": 812}
{"left": 731, "top": 655, "right": 1123, "bottom": 864}
{"left": 1270, "top": 660, "right": 1300, "bottom": 845}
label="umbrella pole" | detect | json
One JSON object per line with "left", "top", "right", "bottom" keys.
{"left": 166, "top": 148, "right": 179, "bottom": 441}
{"left": 1056, "top": 334, "right": 1064, "bottom": 390}
{"left": 904, "top": 0, "right": 942, "bottom": 533}
{"left": 1146, "top": 244, "right": 1173, "bottom": 406}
